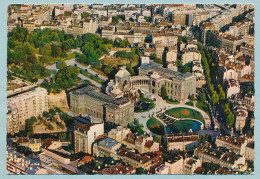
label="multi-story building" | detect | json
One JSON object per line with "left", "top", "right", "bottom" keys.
{"left": 108, "top": 126, "right": 131, "bottom": 143}
{"left": 118, "top": 148, "right": 163, "bottom": 172}
{"left": 164, "top": 132, "right": 200, "bottom": 152}
{"left": 93, "top": 137, "right": 121, "bottom": 158}
{"left": 152, "top": 33, "right": 178, "bottom": 47}
{"left": 122, "top": 133, "right": 159, "bottom": 154}
{"left": 165, "top": 155, "right": 184, "bottom": 174}
{"left": 172, "top": 13, "right": 187, "bottom": 26}
{"left": 83, "top": 18, "right": 98, "bottom": 34}
{"left": 101, "top": 26, "right": 115, "bottom": 39}
{"left": 181, "top": 49, "right": 201, "bottom": 65}
{"left": 225, "top": 79, "right": 240, "bottom": 98}
{"left": 215, "top": 136, "right": 248, "bottom": 155}
{"left": 209, "top": 31, "right": 243, "bottom": 50}
{"left": 138, "top": 63, "right": 196, "bottom": 102}
{"left": 74, "top": 123, "right": 104, "bottom": 154}
{"left": 7, "top": 146, "right": 44, "bottom": 174}
{"left": 183, "top": 157, "right": 202, "bottom": 174}
{"left": 7, "top": 80, "right": 48, "bottom": 131}
{"left": 200, "top": 22, "right": 215, "bottom": 45}
{"left": 28, "top": 139, "right": 42, "bottom": 152}
{"left": 194, "top": 143, "right": 246, "bottom": 170}
{"left": 7, "top": 104, "right": 19, "bottom": 135}
{"left": 39, "top": 148, "right": 84, "bottom": 174}
{"left": 234, "top": 105, "right": 248, "bottom": 131}
{"left": 245, "top": 140, "right": 254, "bottom": 161}
{"left": 67, "top": 23, "right": 84, "bottom": 36}
{"left": 70, "top": 86, "right": 135, "bottom": 127}
{"left": 165, "top": 46, "right": 177, "bottom": 71}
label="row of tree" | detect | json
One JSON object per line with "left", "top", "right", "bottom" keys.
{"left": 198, "top": 43, "right": 234, "bottom": 127}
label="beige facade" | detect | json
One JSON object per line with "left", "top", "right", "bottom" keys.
{"left": 194, "top": 144, "right": 246, "bottom": 169}
{"left": 181, "top": 49, "right": 201, "bottom": 65}
{"left": 139, "top": 63, "right": 196, "bottom": 102}
{"left": 108, "top": 126, "right": 131, "bottom": 143}
{"left": 7, "top": 104, "right": 19, "bottom": 134}
{"left": 7, "top": 86, "right": 48, "bottom": 131}
{"left": 183, "top": 157, "right": 202, "bottom": 174}
{"left": 28, "top": 139, "right": 42, "bottom": 152}
{"left": 152, "top": 33, "right": 178, "bottom": 47}
{"left": 93, "top": 137, "right": 121, "bottom": 159}
{"left": 70, "top": 86, "right": 135, "bottom": 127}
{"left": 74, "top": 123, "right": 104, "bottom": 154}
{"left": 165, "top": 132, "right": 200, "bottom": 152}
{"left": 215, "top": 136, "right": 247, "bottom": 155}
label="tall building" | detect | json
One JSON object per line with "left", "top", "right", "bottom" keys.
{"left": 7, "top": 79, "right": 48, "bottom": 132}
{"left": 74, "top": 123, "right": 104, "bottom": 154}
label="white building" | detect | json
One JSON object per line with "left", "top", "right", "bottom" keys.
{"left": 7, "top": 85, "right": 48, "bottom": 131}
{"left": 74, "top": 123, "right": 104, "bottom": 154}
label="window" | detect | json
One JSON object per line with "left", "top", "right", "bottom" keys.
{"left": 152, "top": 81, "right": 156, "bottom": 87}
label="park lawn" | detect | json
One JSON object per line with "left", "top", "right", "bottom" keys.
{"left": 146, "top": 117, "right": 165, "bottom": 135}
{"left": 166, "top": 98, "right": 180, "bottom": 104}
{"left": 64, "top": 53, "right": 77, "bottom": 60}
{"left": 165, "top": 107, "right": 205, "bottom": 125}
{"left": 185, "top": 101, "right": 194, "bottom": 106}
{"left": 196, "top": 101, "right": 211, "bottom": 118}
{"left": 90, "top": 67, "right": 108, "bottom": 78}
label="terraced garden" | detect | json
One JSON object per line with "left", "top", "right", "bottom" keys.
{"left": 164, "top": 107, "right": 205, "bottom": 125}
{"left": 146, "top": 117, "right": 165, "bottom": 135}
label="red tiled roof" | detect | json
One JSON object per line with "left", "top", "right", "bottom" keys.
{"left": 16, "top": 137, "right": 29, "bottom": 144}
{"left": 81, "top": 155, "right": 92, "bottom": 164}
{"left": 145, "top": 140, "right": 153, "bottom": 148}
{"left": 76, "top": 124, "right": 91, "bottom": 132}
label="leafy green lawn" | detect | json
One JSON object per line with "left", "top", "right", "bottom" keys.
{"left": 166, "top": 98, "right": 180, "bottom": 104}
{"left": 196, "top": 101, "right": 211, "bottom": 118}
{"left": 165, "top": 107, "right": 205, "bottom": 125}
{"left": 146, "top": 117, "right": 165, "bottom": 135}
{"left": 64, "top": 53, "right": 77, "bottom": 60}
{"left": 185, "top": 101, "right": 194, "bottom": 106}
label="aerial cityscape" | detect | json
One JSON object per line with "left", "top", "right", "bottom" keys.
{"left": 6, "top": 4, "right": 254, "bottom": 175}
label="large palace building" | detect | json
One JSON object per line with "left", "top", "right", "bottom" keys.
{"left": 138, "top": 63, "right": 196, "bottom": 102}
{"left": 69, "top": 86, "right": 134, "bottom": 127}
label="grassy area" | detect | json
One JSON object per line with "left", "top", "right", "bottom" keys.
{"left": 165, "top": 107, "right": 205, "bottom": 125}
{"left": 196, "top": 101, "right": 211, "bottom": 118}
{"left": 185, "top": 101, "right": 194, "bottom": 106}
{"left": 64, "top": 53, "right": 77, "bottom": 60}
{"left": 166, "top": 98, "right": 180, "bottom": 104}
{"left": 80, "top": 69, "right": 105, "bottom": 84}
{"left": 146, "top": 117, "right": 165, "bottom": 135}
{"left": 90, "top": 67, "right": 108, "bottom": 78}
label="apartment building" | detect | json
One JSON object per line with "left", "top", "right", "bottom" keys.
{"left": 7, "top": 84, "right": 48, "bottom": 131}
{"left": 74, "top": 123, "right": 104, "bottom": 154}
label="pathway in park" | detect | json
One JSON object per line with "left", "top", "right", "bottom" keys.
{"left": 135, "top": 93, "right": 211, "bottom": 134}
{"left": 45, "top": 58, "right": 108, "bottom": 81}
